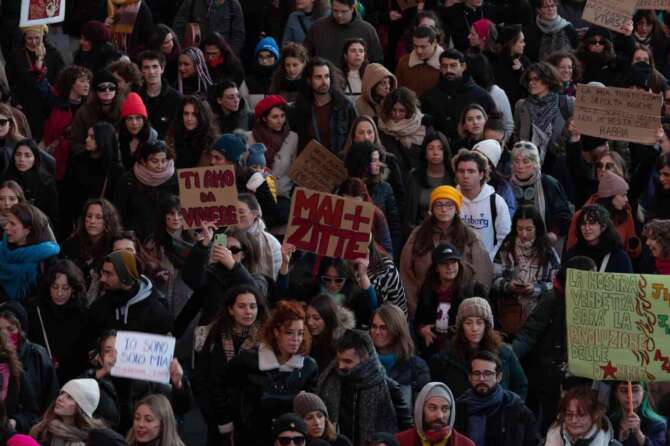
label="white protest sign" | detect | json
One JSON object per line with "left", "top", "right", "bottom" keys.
{"left": 111, "top": 331, "right": 176, "bottom": 384}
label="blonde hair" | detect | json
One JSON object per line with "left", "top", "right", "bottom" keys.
{"left": 126, "top": 395, "right": 185, "bottom": 446}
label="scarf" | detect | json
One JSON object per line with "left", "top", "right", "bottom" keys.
{"left": 108, "top": 0, "right": 140, "bottom": 51}
{"left": 221, "top": 324, "right": 259, "bottom": 361}
{"left": 527, "top": 92, "right": 559, "bottom": 132}
{"left": 252, "top": 122, "right": 290, "bottom": 166}
{"left": 656, "top": 258, "right": 670, "bottom": 274}
{"left": 545, "top": 423, "right": 612, "bottom": 446}
{"left": 133, "top": 160, "right": 175, "bottom": 187}
{"left": 207, "top": 55, "right": 224, "bottom": 69}
{"left": 320, "top": 353, "right": 397, "bottom": 445}
{"left": 461, "top": 385, "right": 505, "bottom": 446}
{"left": 511, "top": 170, "right": 546, "bottom": 223}
{"left": 535, "top": 15, "right": 570, "bottom": 34}
{"left": 377, "top": 112, "right": 426, "bottom": 148}
{"left": 421, "top": 427, "right": 452, "bottom": 445}
{"left": 0, "top": 236, "right": 60, "bottom": 300}
{"left": 47, "top": 419, "right": 89, "bottom": 446}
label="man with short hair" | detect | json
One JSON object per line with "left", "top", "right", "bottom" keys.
{"left": 453, "top": 149, "right": 511, "bottom": 259}
{"left": 290, "top": 58, "right": 357, "bottom": 153}
{"left": 318, "top": 329, "right": 412, "bottom": 446}
{"left": 395, "top": 26, "right": 444, "bottom": 97}
{"left": 454, "top": 351, "right": 539, "bottom": 446}
{"left": 137, "top": 50, "right": 182, "bottom": 139}
{"left": 396, "top": 382, "right": 475, "bottom": 446}
{"left": 88, "top": 250, "right": 172, "bottom": 343}
{"left": 304, "top": 0, "right": 383, "bottom": 64}
{"left": 420, "top": 49, "right": 496, "bottom": 141}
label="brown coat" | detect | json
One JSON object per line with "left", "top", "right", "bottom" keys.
{"left": 400, "top": 224, "right": 493, "bottom": 320}
{"left": 395, "top": 46, "right": 443, "bottom": 98}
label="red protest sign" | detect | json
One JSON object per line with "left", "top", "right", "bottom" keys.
{"left": 177, "top": 166, "right": 238, "bottom": 229}
{"left": 286, "top": 187, "right": 375, "bottom": 260}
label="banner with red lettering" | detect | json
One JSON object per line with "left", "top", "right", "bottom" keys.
{"left": 177, "top": 166, "right": 238, "bottom": 229}
{"left": 286, "top": 187, "right": 375, "bottom": 260}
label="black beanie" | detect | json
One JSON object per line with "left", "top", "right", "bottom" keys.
{"left": 583, "top": 26, "right": 613, "bottom": 42}
{"left": 345, "top": 141, "right": 377, "bottom": 178}
{"left": 93, "top": 69, "right": 118, "bottom": 88}
{"left": 627, "top": 62, "right": 652, "bottom": 89}
{"left": 581, "top": 135, "right": 607, "bottom": 152}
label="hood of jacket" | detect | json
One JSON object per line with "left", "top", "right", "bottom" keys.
{"left": 114, "top": 275, "right": 153, "bottom": 324}
{"left": 414, "top": 382, "right": 456, "bottom": 438}
{"left": 459, "top": 183, "right": 495, "bottom": 204}
{"left": 409, "top": 45, "right": 444, "bottom": 70}
{"left": 361, "top": 63, "right": 397, "bottom": 106}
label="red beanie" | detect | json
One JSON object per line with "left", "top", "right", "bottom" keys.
{"left": 255, "top": 95, "right": 287, "bottom": 120}
{"left": 121, "top": 92, "right": 148, "bottom": 119}
{"left": 81, "top": 20, "right": 111, "bottom": 43}
{"left": 473, "top": 19, "right": 494, "bottom": 41}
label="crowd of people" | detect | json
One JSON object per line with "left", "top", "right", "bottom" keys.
{"left": 1, "top": 0, "right": 670, "bottom": 444}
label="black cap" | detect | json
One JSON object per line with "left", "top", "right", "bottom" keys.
{"left": 584, "top": 26, "right": 612, "bottom": 42}
{"left": 432, "top": 243, "right": 462, "bottom": 264}
{"left": 273, "top": 413, "right": 308, "bottom": 439}
{"left": 580, "top": 135, "right": 607, "bottom": 152}
{"left": 93, "top": 69, "right": 118, "bottom": 88}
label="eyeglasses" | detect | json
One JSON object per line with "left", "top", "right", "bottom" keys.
{"left": 470, "top": 370, "right": 496, "bottom": 379}
{"left": 321, "top": 276, "right": 346, "bottom": 285}
{"left": 96, "top": 84, "right": 117, "bottom": 92}
{"left": 0, "top": 118, "right": 9, "bottom": 126}
{"left": 277, "top": 437, "right": 306, "bottom": 446}
{"left": 596, "top": 161, "right": 615, "bottom": 170}
{"left": 433, "top": 201, "right": 455, "bottom": 209}
{"left": 229, "top": 246, "right": 244, "bottom": 255}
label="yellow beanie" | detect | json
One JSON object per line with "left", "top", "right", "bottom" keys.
{"left": 430, "top": 186, "right": 462, "bottom": 212}
{"left": 21, "top": 24, "right": 48, "bottom": 35}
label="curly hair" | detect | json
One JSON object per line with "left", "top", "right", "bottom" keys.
{"left": 54, "top": 65, "right": 93, "bottom": 99}
{"left": 643, "top": 219, "right": 670, "bottom": 258}
{"left": 520, "top": 62, "right": 562, "bottom": 93}
{"left": 70, "top": 198, "right": 123, "bottom": 263}
{"left": 453, "top": 147, "right": 490, "bottom": 185}
{"left": 166, "top": 95, "right": 218, "bottom": 165}
{"left": 380, "top": 87, "right": 420, "bottom": 123}
{"left": 545, "top": 51, "right": 582, "bottom": 84}
{"left": 262, "top": 300, "right": 311, "bottom": 356}
{"left": 556, "top": 386, "right": 608, "bottom": 431}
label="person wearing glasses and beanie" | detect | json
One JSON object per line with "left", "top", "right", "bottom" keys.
{"left": 453, "top": 351, "right": 539, "bottom": 446}
{"left": 69, "top": 69, "right": 124, "bottom": 155}
{"left": 273, "top": 413, "right": 309, "bottom": 446}
{"left": 400, "top": 185, "right": 493, "bottom": 320}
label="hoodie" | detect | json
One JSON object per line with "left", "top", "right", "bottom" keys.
{"left": 458, "top": 184, "right": 511, "bottom": 259}
{"left": 356, "top": 63, "right": 397, "bottom": 118}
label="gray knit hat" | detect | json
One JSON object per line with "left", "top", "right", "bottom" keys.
{"left": 293, "top": 392, "right": 328, "bottom": 418}
{"left": 455, "top": 297, "right": 494, "bottom": 329}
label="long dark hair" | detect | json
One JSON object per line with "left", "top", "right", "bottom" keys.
{"left": 499, "top": 206, "right": 555, "bottom": 262}
{"left": 203, "top": 284, "right": 269, "bottom": 352}
{"left": 575, "top": 204, "right": 624, "bottom": 251}
{"left": 224, "top": 228, "right": 261, "bottom": 274}
{"left": 341, "top": 38, "right": 368, "bottom": 79}
{"left": 70, "top": 198, "right": 122, "bottom": 262}
{"left": 147, "top": 24, "right": 181, "bottom": 58}
{"left": 453, "top": 317, "right": 502, "bottom": 361}
{"left": 166, "top": 95, "right": 218, "bottom": 164}
{"left": 200, "top": 32, "right": 243, "bottom": 83}
{"left": 91, "top": 121, "right": 122, "bottom": 175}
{"left": 39, "top": 259, "right": 87, "bottom": 308}
{"left": 307, "top": 294, "right": 341, "bottom": 347}
{"left": 416, "top": 132, "right": 454, "bottom": 187}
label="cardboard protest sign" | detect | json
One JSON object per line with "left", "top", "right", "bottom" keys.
{"left": 574, "top": 84, "right": 662, "bottom": 145}
{"left": 565, "top": 269, "right": 670, "bottom": 382}
{"left": 637, "top": 0, "right": 670, "bottom": 9}
{"left": 288, "top": 140, "right": 348, "bottom": 193}
{"left": 111, "top": 331, "right": 176, "bottom": 384}
{"left": 20, "top": 0, "right": 65, "bottom": 26}
{"left": 582, "top": 0, "right": 636, "bottom": 32}
{"left": 286, "top": 187, "right": 375, "bottom": 260}
{"left": 177, "top": 166, "right": 238, "bottom": 229}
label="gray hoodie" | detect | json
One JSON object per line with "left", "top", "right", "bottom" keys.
{"left": 414, "top": 382, "right": 456, "bottom": 438}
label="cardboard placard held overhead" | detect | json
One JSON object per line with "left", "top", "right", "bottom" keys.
{"left": 111, "top": 331, "right": 176, "bottom": 384}
{"left": 20, "top": 0, "right": 65, "bottom": 26}
{"left": 637, "top": 0, "right": 670, "bottom": 9}
{"left": 396, "top": 0, "right": 419, "bottom": 10}
{"left": 288, "top": 140, "right": 348, "bottom": 193}
{"left": 574, "top": 84, "right": 662, "bottom": 145}
{"left": 286, "top": 187, "right": 375, "bottom": 260}
{"left": 566, "top": 269, "right": 670, "bottom": 382}
{"left": 177, "top": 166, "right": 238, "bottom": 229}
{"left": 582, "top": 0, "right": 636, "bottom": 32}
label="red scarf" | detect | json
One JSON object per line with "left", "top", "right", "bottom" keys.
{"left": 252, "top": 122, "right": 289, "bottom": 167}
{"left": 656, "top": 258, "right": 670, "bottom": 274}
{"left": 423, "top": 426, "right": 452, "bottom": 444}
{"left": 207, "top": 55, "right": 224, "bottom": 69}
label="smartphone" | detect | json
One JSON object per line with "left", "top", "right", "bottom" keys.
{"left": 213, "top": 233, "right": 227, "bottom": 247}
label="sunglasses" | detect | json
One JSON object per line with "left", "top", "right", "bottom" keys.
{"left": 321, "top": 276, "right": 346, "bottom": 285}
{"left": 229, "top": 246, "right": 244, "bottom": 255}
{"left": 277, "top": 437, "right": 306, "bottom": 446}
{"left": 596, "top": 162, "right": 615, "bottom": 170}
{"left": 590, "top": 39, "right": 605, "bottom": 45}
{"left": 0, "top": 118, "right": 9, "bottom": 126}
{"left": 96, "top": 84, "right": 117, "bottom": 92}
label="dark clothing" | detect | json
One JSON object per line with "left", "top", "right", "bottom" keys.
{"left": 565, "top": 244, "right": 633, "bottom": 273}
{"left": 384, "top": 355, "right": 431, "bottom": 408}
{"left": 73, "top": 44, "right": 123, "bottom": 74}
{"left": 225, "top": 347, "right": 319, "bottom": 446}
{"left": 523, "top": 22, "right": 579, "bottom": 62}
{"left": 139, "top": 83, "right": 182, "bottom": 140}
{"left": 442, "top": 2, "right": 498, "bottom": 52}
{"left": 1, "top": 168, "right": 59, "bottom": 230}
{"left": 216, "top": 99, "right": 254, "bottom": 133}
{"left": 290, "top": 92, "right": 357, "bottom": 154}
{"left": 26, "top": 298, "right": 89, "bottom": 386}
{"left": 454, "top": 387, "right": 540, "bottom": 446}
{"left": 368, "top": 180, "right": 401, "bottom": 257}
{"left": 611, "top": 414, "right": 667, "bottom": 446}
{"left": 113, "top": 169, "right": 178, "bottom": 239}
{"left": 86, "top": 277, "right": 173, "bottom": 345}
{"left": 6, "top": 371, "right": 39, "bottom": 434}
{"left": 18, "top": 340, "right": 59, "bottom": 415}
{"left": 420, "top": 75, "right": 496, "bottom": 141}
{"left": 173, "top": 0, "right": 245, "bottom": 55}
{"left": 493, "top": 53, "right": 530, "bottom": 108}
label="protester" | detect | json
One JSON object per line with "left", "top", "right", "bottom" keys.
{"left": 293, "top": 393, "right": 352, "bottom": 446}
{"left": 269, "top": 43, "right": 308, "bottom": 103}
{"left": 396, "top": 26, "right": 444, "bottom": 97}
{"left": 126, "top": 394, "right": 187, "bottom": 446}
{"left": 166, "top": 95, "right": 217, "bottom": 168}
{"left": 137, "top": 51, "right": 183, "bottom": 140}
{"left": 211, "top": 80, "right": 254, "bottom": 134}
{"left": 304, "top": 294, "right": 356, "bottom": 370}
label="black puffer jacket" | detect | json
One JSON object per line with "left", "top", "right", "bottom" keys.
{"left": 18, "top": 340, "right": 59, "bottom": 415}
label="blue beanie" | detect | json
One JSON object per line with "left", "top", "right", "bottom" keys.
{"left": 212, "top": 133, "right": 247, "bottom": 164}
{"left": 255, "top": 36, "right": 280, "bottom": 60}
{"left": 247, "top": 143, "right": 267, "bottom": 168}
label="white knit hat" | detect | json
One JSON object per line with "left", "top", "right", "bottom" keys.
{"left": 61, "top": 379, "right": 100, "bottom": 418}
{"left": 473, "top": 139, "right": 502, "bottom": 167}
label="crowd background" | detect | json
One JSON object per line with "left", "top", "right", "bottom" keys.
{"left": 1, "top": 0, "right": 670, "bottom": 445}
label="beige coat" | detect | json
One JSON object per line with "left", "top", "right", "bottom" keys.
{"left": 355, "top": 63, "right": 397, "bottom": 118}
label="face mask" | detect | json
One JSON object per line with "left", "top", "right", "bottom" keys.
{"left": 7, "top": 332, "right": 19, "bottom": 350}
{"left": 207, "top": 55, "right": 224, "bottom": 69}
